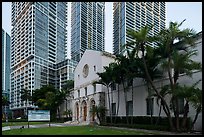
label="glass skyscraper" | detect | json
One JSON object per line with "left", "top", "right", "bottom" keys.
{"left": 113, "top": 2, "right": 166, "bottom": 55}
{"left": 2, "top": 29, "right": 11, "bottom": 99}
{"left": 10, "top": 2, "right": 68, "bottom": 114}
{"left": 71, "top": 2, "right": 105, "bottom": 62}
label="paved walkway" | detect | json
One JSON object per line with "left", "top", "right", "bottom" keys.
{"left": 100, "top": 126, "right": 202, "bottom": 135}
{"left": 2, "top": 123, "right": 202, "bottom": 135}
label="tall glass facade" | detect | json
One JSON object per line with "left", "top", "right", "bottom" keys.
{"left": 10, "top": 2, "right": 68, "bottom": 112}
{"left": 71, "top": 2, "right": 105, "bottom": 62}
{"left": 2, "top": 29, "right": 11, "bottom": 99}
{"left": 113, "top": 2, "right": 166, "bottom": 55}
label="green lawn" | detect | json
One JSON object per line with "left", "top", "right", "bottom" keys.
{"left": 2, "top": 121, "right": 53, "bottom": 127}
{"left": 2, "top": 125, "right": 161, "bottom": 135}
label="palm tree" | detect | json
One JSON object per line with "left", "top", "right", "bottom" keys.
{"left": 188, "top": 85, "right": 202, "bottom": 131}
{"left": 96, "top": 64, "right": 114, "bottom": 124}
{"left": 20, "top": 88, "right": 32, "bottom": 117}
{"left": 63, "top": 109, "right": 72, "bottom": 119}
{"left": 89, "top": 105, "right": 107, "bottom": 125}
{"left": 125, "top": 48, "right": 141, "bottom": 125}
{"left": 111, "top": 62, "right": 122, "bottom": 123}
{"left": 126, "top": 20, "right": 200, "bottom": 131}
{"left": 61, "top": 80, "right": 74, "bottom": 115}
{"left": 115, "top": 54, "right": 130, "bottom": 124}
{"left": 153, "top": 84, "right": 171, "bottom": 125}
{"left": 155, "top": 20, "right": 200, "bottom": 131}
{"left": 126, "top": 26, "right": 174, "bottom": 130}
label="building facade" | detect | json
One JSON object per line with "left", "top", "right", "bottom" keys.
{"left": 55, "top": 59, "right": 78, "bottom": 91}
{"left": 68, "top": 32, "right": 202, "bottom": 131}
{"left": 113, "top": 2, "right": 166, "bottom": 55}
{"left": 71, "top": 2, "right": 105, "bottom": 62}
{"left": 10, "top": 2, "right": 68, "bottom": 114}
{"left": 2, "top": 29, "right": 11, "bottom": 98}
{"left": 2, "top": 29, "right": 11, "bottom": 117}
{"left": 71, "top": 50, "right": 115, "bottom": 124}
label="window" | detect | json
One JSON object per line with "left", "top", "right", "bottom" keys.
{"left": 112, "top": 103, "right": 116, "bottom": 116}
{"left": 93, "top": 84, "right": 96, "bottom": 93}
{"left": 93, "top": 65, "right": 96, "bottom": 71}
{"left": 83, "top": 64, "right": 89, "bottom": 78}
{"left": 127, "top": 101, "right": 133, "bottom": 116}
{"left": 178, "top": 98, "right": 184, "bottom": 114}
{"left": 78, "top": 90, "right": 80, "bottom": 98}
{"left": 146, "top": 98, "right": 154, "bottom": 115}
{"left": 85, "top": 87, "right": 87, "bottom": 96}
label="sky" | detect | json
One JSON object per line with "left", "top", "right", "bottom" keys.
{"left": 2, "top": 2, "right": 202, "bottom": 58}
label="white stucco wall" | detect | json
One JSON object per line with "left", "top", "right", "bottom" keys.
{"left": 71, "top": 50, "right": 115, "bottom": 123}
{"left": 65, "top": 34, "right": 202, "bottom": 130}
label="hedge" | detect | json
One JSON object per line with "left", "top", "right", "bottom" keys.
{"left": 104, "top": 116, "right": 192, "bottom": 131}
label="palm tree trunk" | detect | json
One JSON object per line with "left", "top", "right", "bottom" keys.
{"left": 131, "top": 83, "right": 133, "bottom": 125}
{"left": 181, "top": 101, "right": 189, "bottom": 130}
{"left": 115, "top": 84, "right": 120, "bottom": 124}
{"left": 147, "top": 82, "right": 153, "bottom": 125}
{"left": 162, "top": 102, "right": 175, "bottom": 131}
{"left": 107, "top": 86, "right": 112, "bottom": 124}
{"left": 122, "top": 81, "right": 129, "bottom": 125}
{"left": 167, "top": 56, "right": 180, "bottom": 131}
{"left": 141, "top": 49, "right": 175, "bottom": 131}
{"left": 26, "top": 99, "right": 28, "bottom": 117}
{"left": 58, "top": 107, "right": 61, "bottom": 120}
{"left": 155, "top": 101, "right": 162, "bottom": 125}
{"left": 191, "top": 106, "right": 201, "bottom": 131}
{"left": 111, "top": 85, "right": 114, "bottom": 123}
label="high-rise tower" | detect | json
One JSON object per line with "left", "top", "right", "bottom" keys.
{"left": 2, "top": 29, "right": 11, "bottom": 99}
{"left": 71, "top": 2, "right": 105, "bottom": 62}
{"left": 113, "top": 2, "right": 166, "bottom": 55}
{"left": 10, "top": 2, "right": 68, "bottom": 113}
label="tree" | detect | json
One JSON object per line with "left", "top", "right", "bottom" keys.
{"left": 32, "top": 85, "right": 67, "bottom": 120}
{"left": 2, "top": 95, "right": 10, "bottom": 121}
{"left": 125, "top": 20, "right": 201, "bottom": 132}
{"left": 2, "top": 95, "right": 10, "bottom": 107}
{"left": 20, "top": 88, "right": 32, "bottom": 117}
{"left": 61, "top": 80, "right": 74, "bottom": 113}
{"left": 96, "top": 63, "right": 115, "bottom": 124}
{"left": 63, "top": 109, "right": 72, "bottom": 119}
{"left": 111, "top": 62, "right": 122, "bottom": 123}
{"left": 155, "top": 20, "right": 200, "bottom": 131}
{"left": 89, "top": 105, "right": 107, "bottom": 125}
{"left": 126, "top": 25, "right": 175, "bottom": 130}
{"left": 189, "top": 85, "right": 202, "bottom": 130}
{"left": 115, "top": 54, "right": 131, "bottom": 124}
{"left": 62, "top": 80, "right": 74, "bottom": 91}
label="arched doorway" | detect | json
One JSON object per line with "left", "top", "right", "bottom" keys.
{"left": 90, "top": 100, "right": 96, "bottom": 122}
{"left": 75, "top": 102, "right": 79, "bottom": 121}
{"left": 82, "top": 101, "right": 87, "bottom": 121}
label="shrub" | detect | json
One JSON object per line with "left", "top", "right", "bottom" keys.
{"left": 101, "top": 123, "right": 169, "bottom": 131}
{"left": 105, "top": 116, "right": 191, "bottom": 131}
{"left": 2, "top": 119, "right": 28, "bottom": 122}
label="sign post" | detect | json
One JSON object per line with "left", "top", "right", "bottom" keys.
{"left": 28, "top": 110, "right": 50, "bottom": 128}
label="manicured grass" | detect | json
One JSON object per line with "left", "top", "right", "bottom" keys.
{"left": 2, "top": 125, "right": 161, "bottom": 135}
{"left": 2, "top": 121, "right": 53, "bottom": 127}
